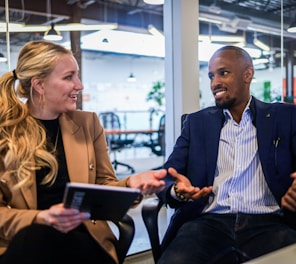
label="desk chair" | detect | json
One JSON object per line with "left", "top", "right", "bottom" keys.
{"left": 99, "top": 112, "right": 135, "bottom": 173}
{"left": 113, "top": 214, "right": 135, "bottom": 264}
{"left": 143, "top": 114, "right": 165, "bottom": 157}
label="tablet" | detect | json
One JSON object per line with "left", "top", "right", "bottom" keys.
{"left": 63, "top": 182, "right": 142, "bottom": 221}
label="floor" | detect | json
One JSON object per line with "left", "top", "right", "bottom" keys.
{"left": 109, "top": 146, "right": 168, "bottom": 263}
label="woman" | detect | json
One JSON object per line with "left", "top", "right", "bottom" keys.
{"left": 0, "top": 40, "right": 165, "bottom": 264}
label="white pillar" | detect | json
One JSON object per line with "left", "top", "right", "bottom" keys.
{"left": 164, "top": 0, "right": 199, "bottom": 157}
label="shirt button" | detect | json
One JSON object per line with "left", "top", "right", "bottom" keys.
{"left": 89, "top": 164, "right": 94, "bottom": 170}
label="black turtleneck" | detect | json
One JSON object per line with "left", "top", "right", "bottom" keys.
{"left": 36, "top": 119, "right": 70, "bottom": 209}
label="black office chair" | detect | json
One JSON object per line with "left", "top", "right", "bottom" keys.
{"left": 113, "top": 214, "right": 135, "bottom": 264}
{"left": 99, "top": 112, "right": 135, "bottom": 173}
{"left": 143, "top": 113, "right": 165, "bottom": 157}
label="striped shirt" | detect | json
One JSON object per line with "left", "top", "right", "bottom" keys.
{"left": 203, "top": 103, "right": 280, "bottom": 214}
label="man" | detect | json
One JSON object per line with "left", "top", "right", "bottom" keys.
{"left": 157, "top": 45, "right": 296, "bottom": 264}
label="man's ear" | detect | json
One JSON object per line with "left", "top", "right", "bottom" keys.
{"left": 244, "top": 67, "right": 254, "bottom": 84}
{"left": 31, "top": 77, "right": 44, "bottom": 95}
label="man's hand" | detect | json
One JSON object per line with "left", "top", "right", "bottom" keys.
{"left": 168, "top": 167, "right": 213, "bottom": 201}
{"left": 281, "top": 172, "right": 296, "bottom": 212}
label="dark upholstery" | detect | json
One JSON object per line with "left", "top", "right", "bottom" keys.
{"left": 113, "top": 214, "right": 135, "bottom": 264}
{"left": 143, "top": 114, "right": 165, "bottom": 158}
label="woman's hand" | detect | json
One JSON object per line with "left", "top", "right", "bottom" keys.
{"left": 168, "top": 167, "right": 213, "bottom": 201}
{"left": 127, "top": 169, "right": 166, "bottom": 195}
{"left": 35, "top": 203, "right": 90, "bottom": 233}
{"left": 282, "top": 172, "right": 296, "bottom": 212}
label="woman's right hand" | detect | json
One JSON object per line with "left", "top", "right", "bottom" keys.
{"left": 35, "top": 203, "right": 90, "bottom": 233}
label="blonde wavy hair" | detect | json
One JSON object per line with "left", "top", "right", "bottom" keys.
{"left": 0, "top": 40, "right": 73, "bottom": 188}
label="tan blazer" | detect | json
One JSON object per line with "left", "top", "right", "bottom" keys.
{"left": 0, "top": 110, "right": 129, "bottom": 264}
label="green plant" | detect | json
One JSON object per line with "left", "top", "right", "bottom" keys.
{"left": 146, "top": 81, "right": 165, "bottom": 106}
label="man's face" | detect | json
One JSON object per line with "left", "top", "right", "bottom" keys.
{"left": 208, "top": 50, "right": 252, "bottom": 110}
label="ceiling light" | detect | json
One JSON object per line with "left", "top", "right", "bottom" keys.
{"left": 208, "top": 3, "right": 221, "bottom": 14}
{"left": 148, "top": 25, "right": 164, "bottom": 38}
{"left": 199, "top": 35, "right": 244, "bottom": 43}
{"left": 55, "top": 23, "right": 118, "bottom": 31}
{"left": 253, "top": 38, "right": 270, "bottom": 51}
{"left": 253, "top": 57, "right": 269, "bottom": 65}
{"left": 0, "top": 52, "right": 7, "bottom": 62}
{"left": 44, "top": 23, "right": 63, "bottom": 41}
{"left": 287, "top": 17, "right": 296, "bottom": 33}
{"left": 127, "top": 73, "right": 136, "bottom": 82}
{"left": 0, "top": 22, "right": 117, "bottom": 33}
{"left": 143, "top": 0, "right": 164, "bottom": 5}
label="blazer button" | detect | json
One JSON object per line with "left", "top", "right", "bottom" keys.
{"left": 89, "top": 164, "right": 95, "bottom": 170}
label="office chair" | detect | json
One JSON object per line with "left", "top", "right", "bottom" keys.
{"left": 113, "top": 214, "right": 135, "bottom": 264}
{"left": 99, "top": 112, "right": 135, "bottom": 173}
{"left": 143, "top": 113, "right": 165, "bottom": 157}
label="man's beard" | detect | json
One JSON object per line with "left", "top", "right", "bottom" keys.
{"left": 215, "top": 97, "right": 236, "bottom": 109}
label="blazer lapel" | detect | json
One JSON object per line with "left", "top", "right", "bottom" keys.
{"left": 253, "top": 99, "right": 275, "bottom": 164}
{"left": 59, "top": 113, "right": 89, "bottom": 183}
{"left": 205, "top": 108, "right": 224, "bottom": 184}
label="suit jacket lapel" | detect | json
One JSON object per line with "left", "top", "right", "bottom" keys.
{"left": 59, "top": 113, "right": 89, "bottom": 183}
{"left": 253, "top": 98, "right": 275, "bottom": 169}
{"left": 205, "top": 108, "right": 224, "bottom": 185}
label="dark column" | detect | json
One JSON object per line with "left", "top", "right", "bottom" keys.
{"left": 285, "top": 42, "right": 294, "bottom": 103}
{"left": 70, "top": 3, "right": 83, "bottom": 110}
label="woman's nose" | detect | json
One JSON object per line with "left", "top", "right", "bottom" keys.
{"left": 75, "top": 78, "right": 84, "bottom": 90}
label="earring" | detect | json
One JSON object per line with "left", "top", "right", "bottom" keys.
{"left": 39, "top": 93, "right": 45, "bottom": 110}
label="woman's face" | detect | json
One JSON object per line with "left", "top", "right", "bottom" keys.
{"left": 32, "top": 54, "right": 83, "bottom": 119}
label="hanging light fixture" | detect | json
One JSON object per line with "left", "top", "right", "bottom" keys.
{"left": 143, "top": 0, "right": 164, "bottom": 5}
{"left": 43, "top": 0, "right": 62, "bottom": 41}
{"left": 44, "top": 23, "right": 63, "bottom": 41}
{"left": 287, "top": 17, "right": 296, "bottom": 33}
{"left": 253, "top": 32, "right": 270, "bottom": 51}
{"left": 127, "top": 73, "right": 136, "bottom": 82}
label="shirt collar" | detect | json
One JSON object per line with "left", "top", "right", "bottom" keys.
{"left": 223, "top": 96, "right": 253, "bottom": 122}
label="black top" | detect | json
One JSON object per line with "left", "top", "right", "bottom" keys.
{"left": 36, "top": 119, "right": 70, "bottom": 209}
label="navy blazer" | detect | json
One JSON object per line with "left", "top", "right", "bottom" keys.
{"left": 157, "top": 97, "right": 296, "bottom": 247}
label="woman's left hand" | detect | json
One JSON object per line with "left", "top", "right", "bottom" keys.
{"left": 127, "top": 169, "right": 166, "bottom": 195}
{"left": 35, "top": 203, "right": 90, "bottom": 233}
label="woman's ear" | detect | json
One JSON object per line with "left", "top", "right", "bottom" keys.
{"left": 31, "top": 77, "right": 44, "bottom": 95}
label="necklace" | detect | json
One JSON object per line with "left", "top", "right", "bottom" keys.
{"left": 52, "top": 126, "right": 60, "bottom": 155}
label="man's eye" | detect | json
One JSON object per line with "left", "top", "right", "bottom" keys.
{"left": 221, "top": 71, "right": 229, "bottom": 76}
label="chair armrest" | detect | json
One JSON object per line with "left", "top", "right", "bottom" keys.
{"left": 113, "top": 214, "right": 135, "bottom": 264}
{"left": 141, "top": 197, "right": 164, "bottom": 262}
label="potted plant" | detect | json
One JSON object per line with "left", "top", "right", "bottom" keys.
{"left": 146, "top": 80, "right": 165, "bottom": 107}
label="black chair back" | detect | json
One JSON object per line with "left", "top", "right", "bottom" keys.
{"left": 98, "top": 111, "right": 135, "bottom": 173}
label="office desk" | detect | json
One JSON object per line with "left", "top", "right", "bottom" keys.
{"left": 103, "top": 129, "right": 159, "bottom": 173}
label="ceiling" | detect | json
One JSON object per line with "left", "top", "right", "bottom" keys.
{"left": 0, "top": 0, "right": 295, "bottom": 66}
